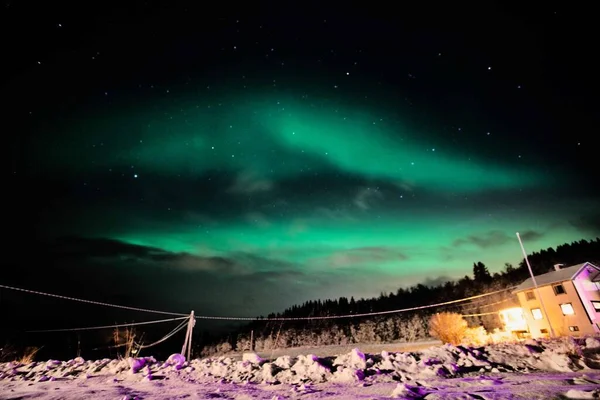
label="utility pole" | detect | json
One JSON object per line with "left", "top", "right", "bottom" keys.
{"left": 187, "top": 311, "right": 194, "bottom": 361}
{"left": 181, "top": 311, "right": 195, "bottom": 361}
{"left": 516, "top": 232, "right": 555, "bottom": 337}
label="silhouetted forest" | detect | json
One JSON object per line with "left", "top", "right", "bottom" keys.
{"left": 199, "top": 238, "right": 600, "bottom": 356}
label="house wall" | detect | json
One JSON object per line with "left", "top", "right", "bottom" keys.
{"left": 573, "top": 266, "right": 600, "bottom": 332}
{"left": 517, "top": 280, "right": 596, "bottom": 337}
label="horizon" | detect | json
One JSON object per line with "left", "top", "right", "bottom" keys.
{"left": 4, "top": 3, "right": 598, "bottom": 335}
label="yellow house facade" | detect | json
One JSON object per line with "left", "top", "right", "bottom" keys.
{"left": 513, "top": 262, "right": 600, "bottom": 338}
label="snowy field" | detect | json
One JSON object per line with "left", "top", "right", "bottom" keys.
{"left": 226, "top": 340, "right": 442, "bottom": 361}
{"left": 2, "top": 337, "right": 600, "bottom": 399}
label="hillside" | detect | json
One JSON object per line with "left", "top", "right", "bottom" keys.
{"left": 199, "top": 238, "right": 600, "bottom": 356}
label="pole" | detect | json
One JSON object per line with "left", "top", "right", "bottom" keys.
{"left": 250, "top": 329, "right": 254, "bottom": 351}
{"left": 516, "top": 232, "right": 555, "bottom": 337}
{"left": 187, "top": 311, "right": 194, "bottom": 361}
{"left": 181, "top": 313, "right": 192, "bottom": 359}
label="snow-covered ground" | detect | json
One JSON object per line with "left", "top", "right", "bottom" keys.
{"left": 226, "top": 340, "right": 442, "bottom": 361}
{"left": 2, "top": 337, "right": 600, "bottom": 399}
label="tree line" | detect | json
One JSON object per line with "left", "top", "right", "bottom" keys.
{"left": 198, "top": 238, "right": 600, "bottom": 356}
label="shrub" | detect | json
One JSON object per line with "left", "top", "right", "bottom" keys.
{"left": 489, "top": 328, "right": 518, "bottom": 344}
{"left": 18, "top": 346, "right": 41, "bottom": 364}
{"left": 463, "top": 326, "right": 490, "bottom": 346}
{"left": 428, "top": 312, "right": 468, "bottom": 345}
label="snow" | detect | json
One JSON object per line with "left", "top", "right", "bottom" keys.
{"left": 1, "top": 337, "right": 600, "bottom": 399}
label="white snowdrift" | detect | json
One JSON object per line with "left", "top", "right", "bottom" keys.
{"left": 1, "top": 337, "right": 600, "bottom": 399}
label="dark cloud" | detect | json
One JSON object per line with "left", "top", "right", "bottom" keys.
{"left": 43, "top": 236, "right": 308, "bottom": 277}
{"left": 452, "top": 229, "right": 544, "bottom": 249}
{"left": 227, "top": 170, "right": 273, "bottom": 194}
{"left": 570, "top": 214, "right": 600, "bottom": 236}
{"left": 3, "top": 236, "right": 319, "bottom": 324}
{"left": 518, "top": 230, "right": 545, "bottom": 242}
{"left": 421, "top": 276, "right": 454, "bottom": 287}
{"left": 452, "top": 230, "right": 510, "bottom": 249}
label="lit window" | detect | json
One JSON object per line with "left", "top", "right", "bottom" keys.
{"left": 553, "top": 284, "right": 566, "bottom": 295}
{"left": 591, "top": 301, "right": 600, "bottom": 312}
{"left": 525, "top": 291, "right": 535, "bottom": 300}
{"left": 569, "top": 326, "right": 579, "bottom": 332}
{"left": 531, "top": 308, "right": 543, "bottom": 320}
{"left": 560, "top": 303, "right": 575, "bottom": 315}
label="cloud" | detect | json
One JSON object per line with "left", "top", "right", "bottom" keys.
{"left": 46, "top": 236, "right": 301, "bottom": 276}
{"left": 314, "top": 207, "right": 357, "bottom": 222}
{"left": 420, "top": 276, "right": 453, "bottom": 287}
{"left": 452, "top": 230, "right": 510, "bottom": 249}
{"left": 313, "top": 246, "right": 409, "bottom": 268}
{"left": 227, "top": 171, "right": 273, "bottom": 194}
{"left": 5, "top": 236, "right": 325, "bottom": 323}
{"left": 518, "top": 230, "right": 545, "bottom": 242}
{"left": 354, "top": 187, "right": 383, "bottom": 210}
{"left": 451, "top": 229, "right": 544, "bottom": 249}
{"left": 570, "top": 213, "right": 600, "bottom": 236}
{"left": 393, "top": 180, "right": 415, "bottom": 192}
{"left": 245, "top": 212, "right": 271, "bottom": 228}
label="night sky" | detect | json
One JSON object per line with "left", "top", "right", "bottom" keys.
{"left": 4, "top": 3, "right": 598, "bottom": 320}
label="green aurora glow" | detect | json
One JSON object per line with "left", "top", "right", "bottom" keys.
{"left": 32, "top": 89, "right": 596, "bottom": 306}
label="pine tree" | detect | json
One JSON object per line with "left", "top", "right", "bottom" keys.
{"left": 473, "top": 261, "right": 492, "bottom": 283}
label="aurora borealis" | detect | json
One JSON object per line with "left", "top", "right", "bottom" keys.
{"left": 5, "top": 3, "right": 598, "bottom": 319}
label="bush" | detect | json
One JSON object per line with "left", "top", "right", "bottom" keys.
{"left": 463, "top": 326, "right": 490, "bottom": 346}
{"left": 428, "top": 312, "right": 468, "bottom": 345}
{"left": 489, "top": 328, "right": 518, "bottom": 344}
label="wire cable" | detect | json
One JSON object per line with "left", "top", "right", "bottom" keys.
{"left": 138, "top": 319, "right": 189, "bottom": 349}
{"left": 461, "top": 311, "right": 501, "bottom": 317}
{"left": 0, "top": 283, "right": 187, "bottom": 317}
{"left": 27, "top": 316, "right": 189, "bottom": 333}
{"left": 191, "top": 286, "right": 517, "bottom": 321}
{"left": 460, "top": 298, "right": 513, "bottom": 313}
{"left": 2, "top": 283, "right": 516, "bottom": 323}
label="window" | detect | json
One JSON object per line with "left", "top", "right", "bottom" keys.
{"left": 569, "top": 326, "right": 579, "bottom": 332}
{"left": 592, "top": 301, "right": 600, "bottom": 312}
{"left": 553, "top": 284, "right": 566, "bottom": 295}
{"left": 560, "top": 303, "right": 575, "bottom": 315}
{"left": 531, "top": 308, "right": 543, "bottom": 320}
{"left": 525, "top": 291, "right": 536, "bottom": 300}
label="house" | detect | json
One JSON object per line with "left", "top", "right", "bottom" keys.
{"left": 512, "top": 262, "right": 600, "bottom": 337}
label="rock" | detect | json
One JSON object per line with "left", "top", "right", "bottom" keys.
{"left": 166, "top": 353, "right": 186, "bottom": 367}
{"left": 242, "top": 352, "right": 264, "bottom": 365}
{"left": 585, "top": 337, "right": 600, "bottom": 349}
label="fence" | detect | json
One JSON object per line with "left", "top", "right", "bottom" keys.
{"left": 0, "top": 283, "right": 516, "bottom": 359}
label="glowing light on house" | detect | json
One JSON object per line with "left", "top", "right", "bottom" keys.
{"left": 560, "top": 303, "right": 575, "bottom": 315}
{"left": 499, "top": 307, "right": 528, "bottom": 331}
{"left": 531, "top": 308, "right": 543, "bottom": 320}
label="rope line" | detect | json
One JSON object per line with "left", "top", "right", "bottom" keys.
{"left": 462, "top": 311, "right": 501, "bottom": 317}
{"left": 138, "top": 319, "right": 189, "bottom": 349}
{"left": 3, "top": 283, "right": 516, "bottom": 323}
{"left": 191, "top": 286, "right": 517, "bottom": 321}
{"left": 460, "top": 298, "right": 512, "bottom": 313}
{"left": 0, "top": 284, "right": 187, "bottom": 317}
{"left": 27, "top": 316, "right": 189, "bottom": 333}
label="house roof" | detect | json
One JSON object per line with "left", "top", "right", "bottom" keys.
{"left": 513, "top": 262, "right": 599, "bottom": 293}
